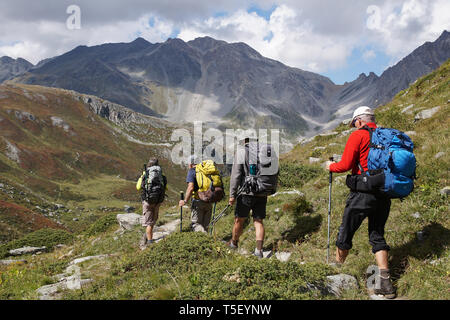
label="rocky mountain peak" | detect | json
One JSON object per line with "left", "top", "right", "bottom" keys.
{"left": 436, "top": 30, "right": 449, "bottom": 42}
{"left": 187, "top": 36, "right": 227, "bottom": 52}
{"left": 0, "top": 56, "right": 34, "bottom": 83}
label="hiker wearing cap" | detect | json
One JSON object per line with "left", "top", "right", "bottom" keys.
{"left": 138, "top": 158, "right": 167, "bottom": 249}
{"left": 325, "top": 106, "right": 396, "bottom": 299}
{"left": 179, "top": 155, "right": 213, "bottom": 232}
{"left": 228, "top": 138, "right": 279, "bottom": 258}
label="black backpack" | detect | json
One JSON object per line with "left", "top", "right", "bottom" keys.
{"left": 143, "top": 166, "right": 167, "bottom": 204}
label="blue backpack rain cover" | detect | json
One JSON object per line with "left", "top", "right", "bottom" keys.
{"left": 363, "top": 126, "right": 416, "bottom": 198}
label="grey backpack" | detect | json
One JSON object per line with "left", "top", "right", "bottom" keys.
{"left": 243, "top": 141, "right": 279, "bottom": 196}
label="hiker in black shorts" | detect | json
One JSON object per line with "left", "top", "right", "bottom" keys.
{"left": 228, "top": 138, "right": 278, "bottom": 258}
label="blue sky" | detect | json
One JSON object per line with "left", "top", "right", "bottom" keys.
{"left": 247, "top": 4, "right": 277, "bottom": 20}
{"left": 322, "top": 48, "right": 392, "bottom": 84}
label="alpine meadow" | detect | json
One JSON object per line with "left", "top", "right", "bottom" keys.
{"left": 0, "top": 1, "right": 449, "bottom": 304}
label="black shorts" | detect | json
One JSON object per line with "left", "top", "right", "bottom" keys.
{"left": 336, "top": 191, "right": 391, "bottom": 254}
{"left": 235, "top": 195, "right": 267, "bottom": 220}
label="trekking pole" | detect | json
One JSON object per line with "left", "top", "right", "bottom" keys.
{"left": 210, "top": 202, "right": 217, "bottom": 235}
{"left": 208, "top": 184, "right": 245, "bottom": 231}
{"left": 143, "top": 164, "right": 147, "bottom": 199}
{"left": 209, "top": 204, "right": 231, "bottom": 229}
{"left": 180, "top": 191, "right": 184, "bottom": 233}
{"left": 327, "top": 157, "right": 334, "bottom": 264}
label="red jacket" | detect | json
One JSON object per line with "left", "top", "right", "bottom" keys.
{"left": 329, "top": 122, "right": 377, "bottom": 175}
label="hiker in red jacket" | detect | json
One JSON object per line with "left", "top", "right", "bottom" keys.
{"left": 325, "top": 106, "right": 396, "bottom": 299}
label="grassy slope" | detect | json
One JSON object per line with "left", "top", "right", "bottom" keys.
{"left": 1, "top": 61, "right": 449, "bottom": 300}
{"left": 281, "top": 59, "right": 450, "bottom": 299}
{"left": 0, "top": 83, "right": 186, "bottom": 240}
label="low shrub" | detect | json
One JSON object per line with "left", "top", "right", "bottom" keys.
{"left": 0, "top": 228, "right": 74, "bottom": 258}
{"left": 183, "top": 257, "right": 332, "bottom": 299}
{"left": 84, "top": 213, "right": 117, "bottom": 237}
{"left": 279, "top": 162, "right": 321, "bottom": 189}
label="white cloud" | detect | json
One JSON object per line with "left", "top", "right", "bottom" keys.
{"left": 0, "top": 42, "right": 48, "bottom": 63}
{"left": 0, "top": 14, "right": 174, "bottom": 64}
{"left": 0, "top": 0, "right": 447, "bottom": 77}
{"left": 179, "top": 5, "right": 354, "bottom": 73}
{"left": 365, "top": 0, "right": 450, "bottom": 63}
{"left": 362, "top": 50, "right": 376, "bottom": 62}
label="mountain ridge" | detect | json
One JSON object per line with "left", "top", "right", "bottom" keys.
{"left": 7, "top": 30, "right": 450, "bottom": 139}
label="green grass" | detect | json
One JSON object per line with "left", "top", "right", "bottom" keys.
{"left": 84, "top": 213, "right": 118, "bottom": 237}
{"left": 0, "top": 228, "right": 74, "bottom": 259}
{"left": 0, "top": 60, "right": 449, "bottom": 301}
{"left": 62, "top": 232, "right": 334, "bottom": 300}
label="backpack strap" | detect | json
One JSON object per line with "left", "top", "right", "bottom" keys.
{"left": 357, "top": 125, "right": 376, "bottom": 174}
{"left": 360, "top": 125, "right": 386, "bottom": 150}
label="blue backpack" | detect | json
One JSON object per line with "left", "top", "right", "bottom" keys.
{"left": 360, "top": 126, "right": 416, "bottom": 199}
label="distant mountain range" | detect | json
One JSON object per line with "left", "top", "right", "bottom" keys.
{"left": 0, "top": 56, "right": 33, "bottom": 83}
{"left": 3, "top": 30, "right": 449, "bottom": 138}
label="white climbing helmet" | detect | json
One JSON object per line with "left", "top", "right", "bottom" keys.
{"left": 350, "top": 106, "right": 374, "bottom": 127}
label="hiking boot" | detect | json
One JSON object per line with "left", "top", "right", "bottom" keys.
{"left": 226, "top": 240, "right": 238, "bottom": 250}
{"left": 139, "top": 239, "right": 155, "bottom": 250}
{"left": 253, "top": 249, "right": 263, "bottom": 259}
{"left": 139, "top": 233, "right": 155, "bottom": 250}
{"left": 374, "top": 271, "right": 397, "bottom": 299}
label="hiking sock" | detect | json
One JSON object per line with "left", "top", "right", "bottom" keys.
{"left": 256, "top": 240, "right": 263, "bottom": 251}
{"left": 231, "top": 239, "right": 239, "bottom": 247}
{"left": 379, "top": 268, "right": 390, "bottom": 278}
{"left": 254, "top": 248, "right": 263, "bottom": 258}
{"left": 376, "top": 268, "right": 396, "bottom": 297}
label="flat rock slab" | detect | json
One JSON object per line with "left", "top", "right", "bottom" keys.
{"left": 235, "top": 248, "right": 291, "bottom": 262}
{"left": 124, "top": 205, "right": 135, "bottom": 213}
{"left": 309, "top": 157, "right": 321, "bottom": 164}
{"left": 36, "top": 283, "right": 65, "bottom": 300}
{"left": 326, "top": 274, "right": 358, "bottom": 296}
{"left": 440, "top": 186, "right": 450, "bottom": 196}
{"left": 117, "top": 213, "right": 142, "bottom": 230}
{"left": 0, "top": 259, "right": 27, "bottom": 265}
{"left": 68, "top": 254, "right": 110, "bottom": 266}
{"left": 152, "top": 219, "right": 180, "bottom": 242}
{"left": 9, "top": 246, "right": 46, "bottom": 256}
{"left": 155, "top": 219, "right": 180, "bottom": 234}
{"left": 140, "top": 219, "right": 181, "bottom": 250}
{"left": 270, "top": 190, "right": 304, "bottom": 197}
{"left": 414, "top": 106, "right": 441, "bottom": 121}
{"left": 274, "top": 252, "right": 292, "bottom": 262}
{"left": 434, "top": 152, "right": 445, "bottom": 159}
{"left": 36, "top": 276, "right": 93, "bottom": 300}
{"left": 401, "top": 104, "right": 414, "bottom": 114}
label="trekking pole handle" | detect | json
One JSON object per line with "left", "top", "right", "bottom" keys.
{"left": 328, "top": 157, "right": 334, "bottom": 183}
{"left": 180, "top": 191, "right": 184, "bottom": 201}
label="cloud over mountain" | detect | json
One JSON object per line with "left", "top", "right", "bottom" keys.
{"left": 0, "top": 0, "right": 448, "bottom": 83}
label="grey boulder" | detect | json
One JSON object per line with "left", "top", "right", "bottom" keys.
{"left": 117, "top": 213, "right": 142, "bottom": 230}
{"left": 414, "top": 106, "right": 441, "bottom": 121}
{"left": 9, "top": 246, "right": 46, "bottom": 256}
{"left": 326, "top": 274, "right": 359, "bottom": 297}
